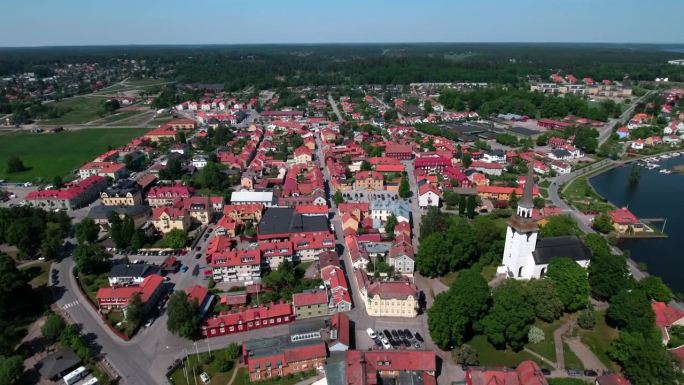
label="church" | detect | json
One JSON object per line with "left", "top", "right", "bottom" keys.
{"left": 497, "top": 168, "right": 591, "bottom": 280}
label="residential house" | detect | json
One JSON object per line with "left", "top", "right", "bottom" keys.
{"left": 231, "top": 190, "right": 276, "bottom": 207}
{"left": 387, "top": 241, "right": 415, "bottom": 275}
{"left": 201, "top": 302, "right": 294, "bottom": 338}
{"left": 321, "top": 265, "right": 352, "bottom": 313}
{"left": 652, "top": 301, "right": 684, "bottom": 345}
{"left": 209, "top": 249, "right": 261, "bottom": 284}
{"left": 341, "top": 350, "right": 436, "bottom": 385}
{"left": 370, "top": 200, "right": 410, "bottom": 223}
{"left": 108, "top": 263, "right": 158, "bottom": 286}
{"left": 96, "top": 274, "right": 164, "bottom": 315}
{"left": 364, "top": 281, "right": 418, "bottom": 318}
{"left": 79, "top": 161, "right": 127, "bottom": 180}
{"left": 293, "top": 146, "right": 313, "bottom": 164}
{"left": 292, "top": 291, "right": 329, "bottom": 319}
{"left": 466, "top": 360, "right": 547, "bottom": 385}
{"left": 483, "top": 149, "right": 506, "bottom": 164}
{"left": 418, "top": 183, "right": 440, "bottom": 208}
{"left": 151, "top": 204, "right": 190, "bottom": 234}
{"left": 596, "top": 374, "right": 631, "bottom": 385}
{"left": 384, "top": 143, "right": 413, "bottom": 160}
{"left": 242, "top": 334, "right": 326, "bottom": 382}
{"left": 470, "top": 161, "right": 504, "bottom": 176}
{"left": 25, "top": 175, "right": 107, "bottom": 210}
{"left": 100, "top": 179, "right": 142, "bottom": 206}
{"left": 146, "top": 185, "right": 194, "bottom": 207}
{"left": 608, "top": 207, "right": 644, "bottom": 233}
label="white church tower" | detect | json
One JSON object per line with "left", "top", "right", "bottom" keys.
{"left": 498, "top": 166, "right": 539, "bottom": 279}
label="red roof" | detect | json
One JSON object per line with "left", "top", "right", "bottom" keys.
{"left": 596, "top": 374, "right": 631, "bottom": 385}
{"left": 96, "top": 274, "right": 163, "bottom": 304}
{"left": 367, "top": 281, "right": 417, "bottom": 300}
{"left": 292, "top": 291, "right": 328, "bottom": 307}
{"left": 295, "top": 204, "right": 329, "bottom": 215}
{"left": 470, "top": 161, "right": 504, "bottom": 170}
{"left": 385, "top": 143, "right": 413, "bottom": 154}
{"left": 609, "top": 207, "right": 639, "bottom": 225}
{"left": 466, "top": 360, "right": 546, "bottom": 385}
{"left": 652, "top": 301, "right": 684, "bottom": 328}
{"left": 355, "top": 171, "right": 384, "bottom": 180}
{"left": 283, "top": 342, "right": 327, "bottom": 363}
{"left": 186, "top": 285, "right": 209, "bottom": 306}
{"left": 145, "top": 126, "right": 177, "bottom": 137}
{"left": 26, "top": 175, "right": 105, "bottom": 201}
{"left": 203, "top": 302, "right": 292, "bottom": 329}
{"left": 80, "top": 161, "right": 125, "bottom": 174}
{"left": 209, "top": 249, "right": 261, "bottom": 268}
{"left": 375, "top": 164, "right": 405, "bottom": 173}
{"left": 364, "top": 350, "right": 436, "bottom": 372}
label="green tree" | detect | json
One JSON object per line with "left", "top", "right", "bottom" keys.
{"left": 461, "top": 153, "right": 472, "bottom": 168}
{"left": 419, "top": 207, "right": 449, "bottom": 241}
{"left": 533, "top": 197, "right": 545, "bottom": 210}
{"left": 482, "top": 279, "right": 536, "bottom": 350}
{"left": 164, "top": 229, "right": 188, "bottom": 249}
{"left": 423, "top": 101, "right": 434, "bottom": 114}
{"left": 398, "top": 176, "right": 411, "bottom": 198}
{"left": 52, "top": 175, "right": 64, "bottom": 189}
{"left": 638, "top": 276, "right": 673, "bottom": 302}
{"left": 443, "top": 191, "right": 459, "bottom": 208}
{"left": 196, "top": 162, "right": 225, "bottom": 192}
{"left": 578, "top": 308, "right": 596, "bottom": 330}
{"left": 509, "top": 192, "right": 518, "bottom": 209}
{"left": 588, "top": 249, "right": 630, "bottom": 301}
{"left": 5, "top": 157, "right": 26, "bottom": 173}
{"left": 540, "top": 215, "right": 580, "bottom": 237}
{"left": 176, "top": 131, "right": 187, "bottom": 144}
{"left": 466, "top": 195, "right": 477, "bottom": 218}
{"left": 606, "top": 289, "right": 655, "bottom": 334}
{"left": 0, "top": 355, "right": 23, "bottom": 385}
{"left": 126, "top": 293, "right": 145, "bottom": 326}
{"left": 0, "top": 253, "right": 32, "bottom": 321}
{"left": 41, "top": 313, "right": 66, "bottom": 341}
{"left": 109, "top": 214, "right": 135, "bottom": 249}
{"left": 360, "top": 160, "right": 372, "bottom": 171}
{"left": 592, "top": 213, "right": 614, "bottom": 234}
{"left": 40, "top": 222, "right": 64, "bottom": 260}
{"left": 416, "top": 233, "right": 452, "bottom": 277}
{"left": 547, "top": 257, "right": 589, "bottom": 312}
{"left": 608, "top": 331, "right": 681, "bottom": 385}
{"left": 333, "top": 190, "right": 344, "bottom": 206}
{"left": 384, "top": 214, "right": 398, "bottom": 235}
{"left": 458, "top": 195, "right": 466, "bottom": 216}
{"left": 159, "top": 156, "right": 184, "bottom": 180}
{"left": 526, "top": 279, "right": 563, "bottom": 322}
{"left": 452, "top": 344, "right": 479, "bottom": 366}
{"left": 166, "top": 291, "right": 200, "bottom": 339}
{"left": 75, "top": 218, "right": 100, "bottom": 245}
{"left": 73, "top": 244, "right": 111, "bottom": 274}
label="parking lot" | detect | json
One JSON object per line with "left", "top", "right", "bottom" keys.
{"left": 355, "top": 317, "right": 428, "bottom": 352}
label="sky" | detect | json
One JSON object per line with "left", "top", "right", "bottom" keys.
{"left": 1, "top": 0, "right": 683, "bottom": 47}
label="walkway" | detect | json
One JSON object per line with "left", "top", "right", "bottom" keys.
{"left": 564, "top": 337, "right": 608, "bottom": 372}
{"left": 553, "top": 321, "right": 574, "bottom": 371}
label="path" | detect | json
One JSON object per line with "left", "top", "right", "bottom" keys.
{"left": 523, "top": 348, "right": 557, "bottom": 370}
{"left": 553, "top": 321, "right": 574, "bottom": 371}
{"left": 564, "top": 337, "right": 608, "bottom": 372}
{"left": 226, "top": 365, "right": 241, "bottom": 385}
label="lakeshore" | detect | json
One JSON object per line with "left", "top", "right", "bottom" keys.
{"left": 589, "top": 155, "right": 684, "bottom": 293}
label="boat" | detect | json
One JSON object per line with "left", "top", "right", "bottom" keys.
{"left": 660, "top": 169, "right": 672, "bottom": 174}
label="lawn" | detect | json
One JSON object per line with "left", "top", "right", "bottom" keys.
{"left": 561, "top": 177, "right": 614, "bottom": 214}
{"left": 149, "top": 114, "right": 173, "bottom": 127}
{"left": 40, "top": 96, "right": 110, "bottom": 125}
{"left": 95, "top": 111, "right": 144, "bottom": 124}
{"left": 576, "top": 310, "right": 620, "bottom": 371}
{"left": 77, "top": 271, "right": 110, "bottom": 305}
{"left": 469, "top": 335, "right": 552, "bottom": 370}
{"left": 526, "top": 318, "right": 567, "bottom": 362}
{"left": 439, "top": 271, "right": 459, "bottom": 287}
{"left": 169, "top": 352, "right": 236, "bottom": 385}
{"left": 0, "top": 127, "right": 149, "bottom": 182}
{"left": 20, "top": 261, "right": 52, "bottom": 289}
{"left": 563, "top": 342, "right": 584, "bottom": 370}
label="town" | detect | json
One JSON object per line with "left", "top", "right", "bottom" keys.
{"left": 2, "top": 38, "right": 684, "bottom": 385}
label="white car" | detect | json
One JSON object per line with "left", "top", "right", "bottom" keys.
{"left": 144, "top": 318, "right": 154, "bottom": 328}
{"left": 199, "top": 372, "right": 210, "bottom": 384}
{"left": 366, "top": 328, "right": 377, "bottom": 339}
{"left": 380, "top": 337, "right": 391, "bottom": 350}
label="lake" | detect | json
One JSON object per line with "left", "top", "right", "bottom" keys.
{"left": 590, "top": 156, "right": 684, "bottom": 293}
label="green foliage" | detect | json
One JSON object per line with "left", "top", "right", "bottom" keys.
{"left": 333, "top": 190, "right": 344, "bottom": 205}
{"left": 428, "top": 269, "right": 490, "bottom": 349}
{"left": 418, "top": 207, "right": 449, "bottom": 241}
{"left": 0, "top": 253, "right": 33, "bottom": 323}
{"left": 606, "top": 289, "right": 655, "bottom": 334}
{"left": 0, "top": 206, "right": 71, "bottom": 257}
{"left": 75, "top": 218, "right": 100, "bottom": 245}
{"left": 588, "top": 246, "right": 630, "bottom": 301}
{"left": 452, "top": 344, "right": 479, "bottom": 366}
{"left": 109, "top": 213, "right": 135, "bottom": 249}
{"left": 466, "top": 195, "right": 477, "bottom": 218}
{"left": 443, "top": 191, "right": 459, "bottom": 208}
{"left": 5, "top": 157, "right": 26, "bottom": 174}
{"left": 159, "top": 156, "right": 184, "bottom": 180}
{"left": 592, "top": 213, "right": 614, "bottom": 234}
{"left": 163, "top": 229, "right": 188, "bottom": 249}
{"left": 194, "top": 161, "right": 230, "bottom": 193}
{"left": 539, "top": 215, "right": 580, "bottom": 237}
{"left": 0, "top": 355, "right": 23, "bottom": 385}
{"left": 482, "top": 279, "right": 536, "bottom": 350}
{"left": 384, "top": 214, "right": 398, "bottom": 235}
{"left": 607, "top": 331, "right": 681, "bottom": 385}
{"left": 528, "top": 326, "right": 545, "bottom": 344}
{"left": 225, "top": 342, "right": 240, "bottom": 360}
{"left": 126, "top": 294, "right": 145, "bottom": 326}
{"left": 166, "top": 291, "right": 200, "bottom": 339}
{"left": 41, "top": 313, "right": 66, "bottom": 341}
{"left": 638, "top": 276, "right": 673, "bottom": 302}
{"left": 495, "top": 133, "right": 519, "bottom": 147}
{"left": 59, "top": 324, "right": 94, "bottom": 363}
{"left": 73, "top": 244, "right": 111, "bottom": 274}
{"left": 398, "top": 176, "right": 411, "bottom": 198}
{"left": 547, "top": 257, "right": 589, "bottom": 312}
{"left": 578, "top": 308, "right": 596, "bottom": 330}
{"left": 526, "top": 279, "right": 563, "bottom": 322}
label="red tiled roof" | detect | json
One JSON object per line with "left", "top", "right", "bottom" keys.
{"left": 367, "top": 281, "right": 417, "bottom": 300}
{"left": 652, "top": 301, "right": 684, "bottom": 327}
{"left": 96, "top": 274, "right": 163, "bottom": 304}
{"left": 295, "top": 204, "right": 329, "bottom": 215}
{"left": 596, "top": 374, "right": 631, "bottom": 385}
{"left": 186, "top": 285, "right": 209, "bottom": 306}
{"left": 375, "top": 164, "right": 405, "bottom": 173}
{"left": 209, "top": 249, "right": 261, "bottom": 268}
{"left": 292, "top": 291, "right": 328, "bottom": 307}
{"left": 203, "top": 302, "right": 292, "bottom": 329}
{"left": 470, "top": 161, "right": 504, "bottom": 170}
{"left": 283, "top": 342, "right": 327, "bottom": 363}
{"left": 609, "top": 207, "right": 639, "bottom": 225}
{"left": 26, "top": 175, "right": 106, "bottom": 201}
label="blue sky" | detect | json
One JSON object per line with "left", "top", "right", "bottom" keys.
{"left": 1, "top": 0, "right": 683, "bottom": 46}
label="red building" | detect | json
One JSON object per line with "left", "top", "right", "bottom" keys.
{"left": 384, "top": 143, "right": 413, "bottom": 160}
{"left": 414, "top": 155, "right": 451, "bottom": 172}
{"left": 537, "top": 119, "right": 573, "bottom": 130}
{"left": 345, "top": 350, "right": 437, "bottom": 385}
{"left": 466, "top": 360, "right": 546, "bottom": 385}
{"left": 243, "top": 336, "right": 327, "bottom": 382}
{"left": 201, "top": 302, "right": 294, "bottom": 338}
{"left": 96, "top": 274, "right": 163, "bottom": 312}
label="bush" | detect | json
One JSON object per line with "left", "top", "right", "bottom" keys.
{"left": 578, "top": 309, "right": 596, "bottom": 330}
{"left": 452, "top": 344, "right": 479, "bottom": 366}
{"left": 528, "top": 326, "right": 545, "bottom": 344}
{"left": 211, "top": 356, "right": 233, "bottom": 373}
{"left": 225, "top": 342, "right": 240, "bottom": 360}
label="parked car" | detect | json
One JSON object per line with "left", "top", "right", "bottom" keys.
{"left": 541, "top": 368, "right": 551, "bottom": 376}
{"left": 180, "top": 265, "right": 189, "bottom": 273}
{"left": 199, "top": 372, "right": 210, "bottom": 384}
{"left": 413, "top": 341, "right": 421, "bottom": 349}
{"left": 414, "top": 333, "right": 424, "bottom": 342}
{"left": 144, "top": 318, "right": 155, "bottom": 328}
{"left": 383, "top": 330, "right": 392, "bottom": 339}
{"left": 583, "top": 370, "right": 598, "bottom": 377}
{"left": 567, "top": 369, "right": 582, "bottom": 377}
{"left": 404, "top": 329, "right": 413, "bottom": 339}
{"left": 391, "top": 330, "right": 399, "bottom": 339}
{"left": 195, "top": 253, "right": 202, "bottom": 260}
{"left": 380, "top": 338, "right": 391, "bottom": 350}
{"left": 366, "top": 328, "right": 377, "bottom": 339}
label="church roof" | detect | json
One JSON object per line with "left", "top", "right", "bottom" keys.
{"left": 532, "top": 236, "right": 591, "bottom": 265}
{"left": 519, "top": 165, "right": 535, "bottom": 209}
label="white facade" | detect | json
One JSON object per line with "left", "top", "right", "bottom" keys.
{"left": 230, "top": 191, "right": 275, "bottom": 207}
{"left": 418, "top": 190, "right": 440, "bottom": 208}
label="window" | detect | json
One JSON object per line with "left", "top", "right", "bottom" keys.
{"left": 518, "top": 266, "right": 524, "bottom": 278}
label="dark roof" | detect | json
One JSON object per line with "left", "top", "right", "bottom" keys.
{"left": 519, "top": 166, "right": 535, "bottom": 209}
{"left": 257, "top": 207, "right": 329, "bottom": 235}
{"left": 509, "top": 126, "right": 539, "bottom": 137}
{"left": 104, "top": 179, "right": 139, "bottom": 196}
{"left": 533, "top": 236, "right": 592, "bottom": 265}
{"left": 109, "top": 263, "right": 157, "bottom": 278}
{"left": 88, "top": 205, "right": 150, "bottom": 220}
{"left": 552, "top": 149, "right": 572, "bottom": 157}
{"left": 37, "top": 348, "right": 81, "bottom": 379}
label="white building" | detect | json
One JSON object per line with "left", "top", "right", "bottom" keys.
{"left": 230, "top": 190, "right": 276, "bottom": 207}
{"left": 418, "top": 184, "right": 440, "bottom": 208}
{"left": 497, "top": 168, "right": 591, "bottom": 280}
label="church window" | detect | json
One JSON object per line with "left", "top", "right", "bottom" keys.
{"left": 518, "top": 266, "right": 524, "bottom": 277}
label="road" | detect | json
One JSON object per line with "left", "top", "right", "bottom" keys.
{"left": 327, "top": 94, "right": 344, "bottom": 122}
{"left": 598, "top": 91, "right": 654, "bottom": 146}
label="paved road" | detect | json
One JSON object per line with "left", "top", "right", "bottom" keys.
{"left": 327, "top": 94, "right": 344, "bottom": 122}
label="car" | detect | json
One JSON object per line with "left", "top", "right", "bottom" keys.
{"left": 195, "top": 253, "right": 202, "bottom": 260}
{"left": 208, "top": 228, "right": 213, "bottom": 233}
{"left": 380, "top": 338, "right": 391, "bottom": 350}
{"left": 567, "top": 369, "right": 582, "bottom": 377}
{"left": 413, "top": 341, "right": 421, "bottom": 349}
{"left": 144, "top": 318, "right": 155, "bottom": 328}
{"left": 583, "top": 370, "right": 598, "bottom": 377}
{"left": 383, "top": 330, "right": 392, "bottom": 339}
{"left": 366, "top": 328, "right": 377, "bottom": 339}
{"left": 404, "top": 329, "right": 413, "bottom": 339}
{"left": 540, "top": 368, "right": 551, "bottom": 376}
{"left": 163, "top": 276, "right": 171, "bottom": 282}
{"left": 414, "top": 333, "right": 424, "bottom": 342}
{"left": 391, "top": 330, "right": 399, "bottom": 339}
{"left": 397, "top": 329, "right": 405, "bottom": 339}
{"left": 199, "top": 371, "right": 210, "bottom": 384}
{"left": 402, "top": 339, "right": 411, "bottom": 348}
{"left": 373, "top": 338, "right": 382, "bottom": 347}
{"left": 180, "top": 265, "right": 189, "bottom": 273}
{"left": 196, "top": 246, "right": 202, "bottom": 251}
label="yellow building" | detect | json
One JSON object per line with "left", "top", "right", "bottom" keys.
{"left": 364, "top": 281, "right": 418, "bottom": 318}
{"left": 151, "top": 206, "right": 190, "bottom": 234}
{"left": 353, "top": 171, "right": 384, "bottom": 191}
{"left": 101, "top": 182, "right": 142, "bottom": 206}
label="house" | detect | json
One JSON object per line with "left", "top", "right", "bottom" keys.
{"left": 144, "top": 126, "right": 177, "bottom": 142}
{"left": 549, "top": 149, "right": 573, "bottom": 160}
{"left": 329, "top": 312, "right": 351, "bottom": 351}
{"left": 384, "top": 143, "right": 413, "bottom": 160}
{"left": 209, "top": 249, "right": 261, "bottom": 284}
{"left": 537, "top": 118, "right": 573, "bottom": 130}
{"left": 108, "top": 263, "right": 158, "bottom": 286}
{"left": 146, "top": 185, "right": 194, "bottom": 207}
{"left": 79, "top": 161, "right": 127, "bottom": 180}
{"left": 664, "top": 135, "right": 681, "bottom": 145}
{"left": 186, "top": 285, "right": 215, "bottom": 319}
{"left": 346, "top": 236, "right": 370, "bottom": 270}
{"left": 100, "top": 180, "right": 142, "bottom": 206}
{"left": 387, "top": 241, "right": 415, "bottom": 274}
{"left": 353, "top": 171, "right": 384, "bottom": 190}
{"left": 631, "top": 139, "right": 645, "bottom": 150}
{"left": 96, "top": 274, "right": 164, "bottom": 314}
{"left": 88, "top": 205, "right": 151, "bottom": 229}
{"left": 230, "top": 190, "right": 276, "bottom": 207}
{"left": 257, "top": 207, "right": 331, "bottom": 241}
{"left": 532, "top": 160, "right": 549, "bottom": 175}
{"left": 37, "top": 348, "right": 82, "bottom": 381}
{"left": 608, "top": 207, "right": 644, "bottom": 233}
{"left": 191, "top": 155, "right": 208, "bottom": 169}
{"left": 414, "top": 155, "right": 451, "bottom": 172}
{"left": 470, "top": 161, "right": 504, "bottom": 176}
{"left": 616, "top": 127, "right": 630, "bottom": 139}
{"left": 341, "top": 350, "right": 436, "bottom": 385}
{"left": 466, "top": 360, "right": 547, "bottom": 385}
{"left": 168, "top": 118, "right": 196, "bottom": 130}
{"left": 652, "top": 301, "right": 684, "bottom": 345}
{"left": 483, "top": 149, "right": 506, "bottom": 164}
{"left": 321, "top": 265, "right": 352, "bottom": 313}
{"left": 25, "top": 175, "right": 107, "bottom": 210}
{"left": 293, "top": 146, "right": 313, "bottom": 164}
{"left": 370, "top": 200, "right": 410, "bottom": 223}
{"left": 550, "top": 160, "right": 571, "bottom": 174}
{"left": 201, "top": 302, "right": 294, "bottom": 338}
{"left": 418, "top": 184, "right": 440, "bottom": 208}
{"left": 151, "top": 204, "right": 190, "bottom": 234}
{"left": 183, "top": 196, "right": 215, "bottom": 225}
{"left": 364, "top": 281, "right": 418, "bottom": 318}
{"left": 293, "top": 291, "right": 329, "bottom": 319}
{"left": 242, "top": 335, "right": 327, "bottom": 382}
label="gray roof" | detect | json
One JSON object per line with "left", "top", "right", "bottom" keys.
{"left": 37, "top": 348, "right": 81, "bottom": 379}
{"left": 324, "top": 352, "right": 347, "bottom": 385}
{"left": 109, "top": 263, "right": 157, "bottom": 278}
{"left": 289, "top": 318, "right": 328, "bottom": 335}
{"left": 509, "top": 126, "right": 538, "bottom": 137}
{"left": 363, "top": 242, "right": 391, "bottom": 255}
{"left": 370, "top": 200, "right": 410, "bottom": 219}
{"left": 88, "top": 205, "right": 150, "bottom": 220}
{"left": 244, "top": 334, "right": 322, "bottom": 360}
{"left": 533, "top": 236, "right": 592, "bottom": 265}
{"left": 257, "top": 207, "right": 329, "bottom": 235}
{"left": 519, "top": 166, "right": 535, "bottom": 209}
{"left": 551, "top": 149, "right": 572, "bottom": 158}
{"left": 103, "top": 179, "right": 139, "bottom": 197}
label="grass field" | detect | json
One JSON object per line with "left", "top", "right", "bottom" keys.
{"left": 40, "top": 96, "right": 109, "bottom": 125}
{"left": 526, "top": 318, "right": 567, "bottom": 362}
{"left": 576, "top": 310, "right": 620, "bottom": 371}
{"left": 0, "top": 127, "right": 148, "bottom": 182}
{"left": 169, "top": 351, "right": 236, "bottom": 385}
{"left": 95, "top": 111, "right": 144, "bottom": 124}
{"left": 563, "top": 342, "right": 585, "bottom": 370}
{"left": 469, "top": 335, "right": 553, "bottom": 369}
{"left": 561, "top": 177, "right": 613, "bottom": 214}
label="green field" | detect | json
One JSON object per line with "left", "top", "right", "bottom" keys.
{"left": 469, "top": 335, "right": 553, "bottom": 369}
{"left": 0, "top": 127, "right": 149, "bottom": 182}
{"left": 40, "top": 96, "right": 110, "bottom": 125}
{"left": 576, "top": 310, "right": 620, "bottom": 371}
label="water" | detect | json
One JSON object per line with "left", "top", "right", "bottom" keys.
{"left": 589, "top": 156, "right": 684, "bottom": 293}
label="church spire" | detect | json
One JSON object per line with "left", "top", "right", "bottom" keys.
{"left": 519, "top": 164, "right": 535, "bottom": 209}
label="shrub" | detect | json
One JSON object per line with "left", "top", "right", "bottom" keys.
{"left": 578, "top": 309, "right": 596, "bottom": 330}
{"left": 528, "top": 326, "right": 545, "bottom": 344}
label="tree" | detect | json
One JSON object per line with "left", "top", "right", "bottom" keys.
{"left": 398, "top": 176, "right": 411, "bottom": 198}
{"left": 75, "top": 218, "right": 99, "bottom": 245}
{"left": 588, "top": 249, "right": 630, "bottom": 301}
{"left": 592, "top": 213, "right": 614, "bottom": 234}
{"left": 606, "top": 289, "right": 655, "bottom": 334}
{"left": 416, "top": 233, "right": 452, "bottom": 277}
{"left": 166, "top": 291, "right": 200, "bottom": 339}
{"left": 526, "top": 279, "right": 563, "bottom": 322}
{"left": 418, "top": 207, "right": 448, "bottom": 241}
{"left": 443, "top": 191, "right": 459, "bottom": 208}
{"left": 452, "top": 344, "right": 479, "bottom": 366}
{"left": 52, "top": 175, "right": 64, "bottom": 189}
{"left": 333, "top": 190, "right": 344, "bottom": 205}
{"left": 0, "top": 355, "right": 23, "bottom": 385}
{"left": 466, "top": 195, "right": 477, "bottom": 218}
{"left": 109, "top": 213, "right": 135, "bottom": 249}
{"left": 608, "top": 331, "right": 681, "bottom": 385}
{"left": 6, "top": 157, "right": 26, "bottom": 173}
{"left": 40, "top": 222, "right": 64, "bottom": 260}
{"left": 528, "top": 326, "right": 545, "bottom": 344}
{"left": 226, "top": 342, "right": 240, "bottom": 359}
{"left": 195, "top": 162, "right": 226, "bottom": 192}
{"left": 126, "top": 293, "right": 145, "bottom": 326}
{"left": 360, "top": 160, "right": 372, "bottom": 171}
{"left": 547, "top": 257, "right": 589, "bottom": 312}
{"left": 0, "top": 253, "right": 32, "bottom": 321}
{"left": 578, "top": 308, "right": 596, "bottom": 330}
{"left": 482, "top": 279, "right": 536, "bottom": 350}
{"left": 41, "top": 313, "right": 66, "bottom": 341}
{"left": 461, "top": 153, "right": 472, "bottom": 168}
{"left": 159, "top": 156, "right": 183, "bottom": 180}
{"left": 639, "top": 276, "right": 673, "bottom": 302}
{"left": 459, "top": 195, "right": 466, "bottom": 216}
{"left": 164, "top": 229, "right": 187, "bottom": 249}
{"left": 533, "top": 197, "right": 545, "bottom": 210}
{"left": 540, "top": 215, "right": 580, "bottom": 237}
{"left": 176, "top": 131, "right": 187, "bottom": 144}
{"left": 73, "top": 244, "right": 111, "bottom": 274}
{"left": 384, "top": 214, "right": 398, "bottom": 235}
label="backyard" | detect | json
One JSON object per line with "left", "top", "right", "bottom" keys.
{"left": 0, "top": 127, "right": 149, "bottom": 182}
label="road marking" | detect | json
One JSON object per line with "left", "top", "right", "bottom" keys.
{"left": 62, "top": 300, "right": 79, "bottom": 310}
